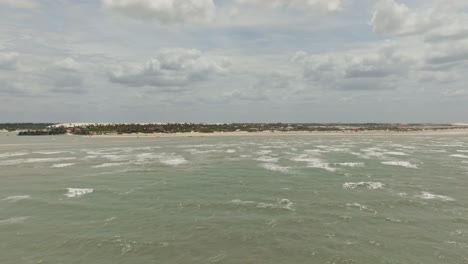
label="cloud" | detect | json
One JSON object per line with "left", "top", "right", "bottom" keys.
{"left": 54, "top": 57, "right": 80, "bottom": 71}
{"left": 0, "top": 52, "right": 19, "bottom": 70}
{"left": 103, "top": 0, "right": 216, "bottom": 24}
{"left": 0, "top": 0, "right": 39, "bottom": 9}
{"left": 234, "top": 0, "right": 342, "bottom": 12}
{"left": 370, "top": 0, "right": 437, "bottom": 35}
{"left": 109, "top": 48, "right": 229, "bottom": 88}
{"left": 293, "top": 41, "right": 417, "bottom": 90}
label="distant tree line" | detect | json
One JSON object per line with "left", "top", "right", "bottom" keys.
{"left": 9, "top": 123, "right": 463, "bottom": 136}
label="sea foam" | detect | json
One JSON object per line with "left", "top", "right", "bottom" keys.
{"left": 0, "top": 157, "right": 76, "bottom": 166}
{"left": 230, "top": 198, "right": 294, "bottom": 211}
{"left": 450, "top": 154, "right": 468, "bottom": 159}
{"left": 159, "top": 155, "right": 187, "bottom": 166}
{"left": 260, "top": 163, "right": 290, "bottom": 173}
{"left": 256, "top": 156, "right": 279, "bottom": 163}
{"left": 416, "top": 192, "right": 454, "bottom": 201}
{"left": 0, "top": 216, "right": 30, "bottom": 225}
{"left": 336, "top": 162, "right": 365, "bottom": 168}
{"left": 93, "top": 162, "right": 127, "bottom": 168}
{"left": 381, "top": 161, "right": 418, "bottom": 169}
{"left": 2, "top": 195, "right": 31, "bottom": 202}
{"left": 343, "top": 182, "right": 385, "bottom": 190}
{"left": 65, "top": 188, "right": 94, "bottom": 198}
{"left": 51, "top": 163, "right": 75, "bottom": 168}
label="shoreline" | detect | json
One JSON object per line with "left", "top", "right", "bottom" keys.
{"left": 82, "top": 129, "right": 468, "bottom": 138}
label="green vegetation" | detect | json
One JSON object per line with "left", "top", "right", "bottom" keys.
{"left": 0, "top": 123, "right": 55, "bottom": 132}
{"left": 6, "top": 122, "right": 466, "bottom": 136}
{"left": 18, "top": 127, "right": 67, "bottom": 136}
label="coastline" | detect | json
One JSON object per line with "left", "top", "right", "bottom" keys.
{"left": 83, "top": 128, "right": 468, "bottom": 138}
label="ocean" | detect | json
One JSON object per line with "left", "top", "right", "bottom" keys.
{"left": 1, "top": 132, "right": 468, "bottom": 263}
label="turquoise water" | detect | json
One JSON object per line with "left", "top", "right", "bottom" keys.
{"left": 1, "top": 133, "right": 468, "bottom": 263}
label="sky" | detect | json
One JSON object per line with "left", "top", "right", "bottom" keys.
{"left": 0, "top": 0, "right": 467, "bottom": 123}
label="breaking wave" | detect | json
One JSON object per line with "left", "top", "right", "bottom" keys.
{"left": 2, "top": 195, "right": 31, "bottom": 202}
{"left": 230, "top": 198, "right": 294, "bottom": 211}
{"left": 336, "top": 162, "right": 365, "bottom": 168}
{"left": 260, "top": 163, "right": 290, "bottom": 173}
{"left": 51, "top": 163, "right": 75, "bottom": 168}
{"left": 0, "top": 216, "right": 30, "bottom": 225}
{"left": 65, "top": 188, "right": 94, "bottom": 198}
{"left": 415, "top": 192, "right": 454, "bottom": 201}
{"left": 0, "top": 157, "right": 76, "bottom": 166}
{"left": 343, "top": 182, "right": 385, "bottom": 190}
{"left": 381, "top": 161, "right": 418, "bottom": 169}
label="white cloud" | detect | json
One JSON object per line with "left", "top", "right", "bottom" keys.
{"left": 0, "top": 52, "right": 19, "bottom": 70}
{"left": 235, "top": 0, "right": 342, "bottom": 12}
{"left": 370, "top": 0, "right": 437, "bottom": 35}
{"left": 0, "top": 0, "right": 39, "bottom": 9}
{"left": 54, "top": 57, "right": 80, "bottom": 71}
{"left": 110, "top": 48, "right": 229, "bottom": 88}
{"left": 103, "top": 0, "right": 216, "bottom": 24}
{"left": 293, "top": 41, "right": 417, "bottom": 90}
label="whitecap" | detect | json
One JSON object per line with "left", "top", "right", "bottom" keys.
{"left": 260, "top": 163, "right": 290, "bottom": 173}
{"left": 2, "top": 195, "right": 31, "bottom": 202}
{"left": 226, "top": 149, "right": 236, "bottom": 153}
{"left": 102, "top": 154, "right": 131, "bottom": 162}
{"left": 450, "top": 154, "right": 468, "bottom": 159}
{"left": 256, "top": 150, "right": 272, "bottom": 155}
{"left": 256, "top": 156, "right": 279, "bottom": 163}
{"left": 291, "top": 154, "right": 336, "bottom": 172}
{"left": 51, "top": 163, "right": 75, "bottom": 168}
{"left": 385, "top": 151, "right": 409, "bottom": 156}
{"left": 0, "top": 157, "right": 76, "bottom": 166}
{"left": 381, "top": 161, "right": 418, "bottom": 169}
{"left": 343, "top": 182, "right": 385, "bottom": 190}
{"left": 0, "top": 152, "right": 28, "bottom": 159}
{"left": 34, "top": 151, "right": 71, "bottom": 155}
{"left": 159, "top": 155, "right": 187, "bottom": 166}
{"left": 415, "top": 192, "right": 454, "bottom": 201}
{"left": 336, "top": 162, "right": 365, "bottom": 168}
{"left": 0, "top": 216, "right": 30, "bottom": 225}
{"left": 230, "top": 198, "right": 294, "bottom": 211}
{"left": 65, "top": 188, "right": 93, "bottom": 198}
{"left": 93, "top": 162, "right": 127, "bottom": 168}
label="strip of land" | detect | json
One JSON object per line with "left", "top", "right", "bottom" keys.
{"left": 2, "top": 123, "right": 467, "bottom": 137}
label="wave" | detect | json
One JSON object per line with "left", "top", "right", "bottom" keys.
{"left": 343, "top": 182, "right": 385, "bottom": 190}
{"left": 0, "top": 157, "right": 76, "bottom": 166}
{"left": 450, "top": 154, "right": 468, "bottom": 159}
{"left": 230, "top": 198, "right": 294, "bottom": 211}
{"left": 346, "top": 203, "right": 376, "bottom": 213}
{"left": 159, "top": 155, "right": 187, "bottom": 166}
{"left": 384, "top": 151, "right": 409, "bottom": 156}
{"left": 256, "top": 150, "right": 273, "bottom": 155}
{"left": 260, "top": 163, "right": 290, "bottom": 173}
{"left": 2, "top": 195, "right": 31, "bottom": 202}
{"left": 456, "top": 150, "right": 468, "bottom": 153}
{"left": 256, "top": 156, "right": 279, "bottom": 163}
{"left": 415, "top": 192, "right": 454, "bottom": 201}
{"left": 226, "top": 149, "right": 237, "bottom": 153}
{"left": 51, "top": 163, "right": 75, "bottom": 168}
{"left": 0, "top": 216, "right": 30, "bottom": 225}
{"left": 93, "top": 162, "right": 127, "bottom": 168}
{"left": 34, "top": 151, "right": 72, "bottom": 155}
{"left": 65, "top": 188, "right": 93, "bottom": 198}
{"left": 291, "top": 154, "right": 336, "bottom": 172}
{"left": 0, "top": 152, "right": 28, "bottom": 159}
{"left": 336, "top": 162, "right": 365, "bottom": 168}
{"left": 381, "top": 161, "right": 418, "bottom": 169}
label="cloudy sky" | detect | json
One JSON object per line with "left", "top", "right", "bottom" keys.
{"left": 1, "top": 0, "right": 467, "bottom": 123}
